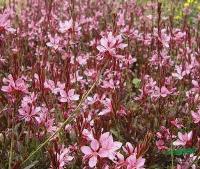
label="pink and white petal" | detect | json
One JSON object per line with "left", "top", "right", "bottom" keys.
{"left": 97, "top": 45, "right": 106, "bottom": 53}
{"left": 68, "top": 89, "right": 75, "bottom": 96}
{"left": 100, "top": 38, "right": 108, "bottom": 48}
{"left": 192, "top": 80, "right": 199, "bottom": 87}
{"left": 188, "top": 131, "right": 193, "bottom": 140}
{"left": 126, "top": 142, "right": 134, "bottom": 152}
{"left": 113, "top": 141, "right": 122, "bottom": 150}
{"left": 59, "top": 97, "right": 68, "bottom": 103}
{"left": 118, "top": 43, "right": 128, "bottom": 49}
{"left": 98, "top": 148, "right": 109, "bottom": 158}
{"left": 99, "top": 132, "right": 110, "bottom": 143}
{"left": 81, "top": 146, "right": 92, "bottom": 155}
{"left": 115, "top": 55, "right": 125, "bottom": 59}
{"left": 193, "top": 114, "right": 200, "bottom": 123}
{"left": 108, "top": 152, "right": 116, "bottom": 161}
{"left": 191, "top": 111, "right": 198, "bottom": 119}
{"left": 110, "top": 39, "right": 116, "bottom": 47}
{"left": 91, "top": 139, "right": 99, "bottom": 151}
{"left": 1, "top": 86, "right": 10, "bottom": 92}
{"left": 173, "top": 140, "right": 184, "bottom": 146}
{"left": 116, "top": 152, "right": 124, "bottom": 161}
{"left": 60, "top": 90, "right": 67, "bottom": 97}
{"left": 126, "top": 154, "right": 136, "bottom": 164}
{"left": 178, "top": 132, "right": 183, "bottom": 140}
{"left": 70, "top": 94, "right": 79, "bottom": 101}
{"left": 89, "top": 156, "right": 97, "bottom": 168}
{"left": 98, "top": 109, "right": 110, "bottom": 116}
{"left": 136, "top": 157, "right": 145, "bottom": 168}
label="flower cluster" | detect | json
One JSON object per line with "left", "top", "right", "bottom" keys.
{"left": 0, "top": 0, "right": 200, "bottom": 168}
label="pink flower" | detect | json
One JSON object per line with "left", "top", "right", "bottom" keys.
{"left": 172, "top": 65, "right": 186, "bottom": 80}
{"left": 126, "top": 154, "right": 145, "bottom": 169}
{"left": 99, "top": 98, "right": 112, "bottom": 116}
{"left": 160, "top": 86, "right": 171, "bottom": 97}
{"left": 82, "top": 129, "right": 94, "bottom": 141}
{"left": 21, "top": 92, "right": 37, "bottom": 107}
{"left": 192, "top": 80, "right": 199, "bottom": 90}
{"left": 115, "top": 152, "right": 126, "bottom": 168}
{"left": 0, "top": 10, "right": 15, "bottom": 33}
{"left": 81, "top": 139, "right": 100, "bottom": 168}
{"left": 18, "top": 104, "right": 40, "bottom": 122}
{"left": 170, "top": 118, "right": 183, "bottom": 129}
{"left": 86, "top": 94, "right": 99, "bottom": 105}
{"left": 156, "top": 126, "right": 171, "bottom": 141}
{"left": 58, "top": 18, "right": 80, "bottom": 34}
{"left": 51, "top": 146, "right": 73, "bottom": 169}
{"left": 176, "top": 154, "right": 198, "bottom": 169}
{"left": 116, "top": 144, "right": 146, "bottom": 169}
{"left": 0, "top": 12, "right": 10, "bottom": 31}
{"left": 173, "top": 131, "right": 193, "bottom": 146}
{"left": 122, "top": 142, "right": 135, "bottom": 155}
{"left": 154, "top": 28, "right": 170, "bottom": 48}
{"left": 54, "top": 82, "right": 66, "bottom": 94}
{"left": 173, "top": 29, "right": 186, "bottom": 42}
{"left": 1, "top": 74, "right": 29, "bottom": 94}
{"left": 102, "top": 79, "right": 117, "bottom": 89}
{"left": 117, "top": 11, "right": 125, "bottom": 26}
{"left": 97, "top": 32, "right": 127, "bottom": 58}
{"left": 98, "top": 132, "right": 122, "bottom": 160}
{"left": 76, "top": 55, "right": 88, "bottom": 65}
{"left": 46, "top": 34, "right": 61, "bottom": 50}
{"left": 59, "top": 19, "right": 73, "bottom": 33}
{"left": 156, "top": 139, "right": 168, "bottom": 150}
{"left": 191, "top": 109, "right": 200, "bottom": 124}
{"left": 59, "top": 89, "right": 79, "bottom": 102}
{"left": 18, "top": 93, "right": 40, "bottom": 122}
{"left": 151, "top": 86, "right": 173, "bottom": 99}
{"left": 44, "top": 79, "right": 56, "bottom": 92}
{"left": 117, "top": 106, "right": 127, "bottom": 116}
{"left": 35, "top": 106, "right": 56, "bottom": 133}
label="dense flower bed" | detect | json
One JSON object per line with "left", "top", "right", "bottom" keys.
{"left": 0, "top": 0, "right": 200, "bottom": 168}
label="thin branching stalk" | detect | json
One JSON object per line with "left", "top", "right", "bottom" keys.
{"left": 170, "top": 142, "right": 174, "bottom": 169}
{"left": 8, "top": 103, "right": 16, "bottom": 169}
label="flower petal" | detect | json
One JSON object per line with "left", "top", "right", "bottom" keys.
{"left": 91, "top": 139, "right": 99, "bottom": 151}
{"left": 81, "top": 146, "right": 92, "bottom": 155}
{"left": 98, "top": 148, "right": 108, "bottom": 158}
{"left": 89, "top": 155, "right": 97, "bottom": 168}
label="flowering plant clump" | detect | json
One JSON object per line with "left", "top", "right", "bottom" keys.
{"left": 0, "top": 0, "right": 200, "bottom": 168}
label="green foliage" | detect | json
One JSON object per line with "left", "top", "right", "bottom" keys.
{"left": 0, "top": 0, "right": 6, "bottom": 7}
{"left": 163, "top": 148, "right": 197, "bottom": 156}
{"left": 132, "top": 78, "right": 141, "bottom": 88}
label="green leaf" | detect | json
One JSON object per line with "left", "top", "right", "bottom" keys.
{"left": 110, "top": 129, "right": 119, "bottom": 138}
{"left": 163, "top": 148, "right": 196, "bottom": 156}
{"left": 110, "top": 128, "right": 123, "bottom": 141}
{"left": 132, "top": 78, "right": 141, "bottom": 88}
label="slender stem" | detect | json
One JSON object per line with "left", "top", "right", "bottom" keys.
{"left": 8, "top": 104, "right": 16, "bottom": 169}
{"left": 170, "top": 143, "right": 174, "bottom": 169}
